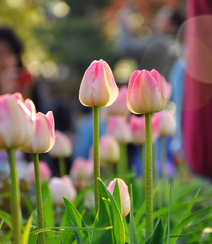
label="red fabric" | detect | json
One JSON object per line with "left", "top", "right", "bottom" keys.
{"left": 17, "top": 68, "right": 32, "bottom": 86}
{"left": 183, "top": 0, "right": 212, "bottom": 177}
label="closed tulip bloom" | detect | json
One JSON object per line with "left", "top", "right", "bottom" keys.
{"left": 107, "top": 178, "right": 130, "bottom": 217}
{"left": 108, "top": 115, "right": 132, "bottom": 143}
{"left": 0, "top": 93, "right": 36, "bottom": 149}
{"left": 49, "top": 176, "right": 77, "bottom": 205}
{"left": 162, "top": 76, "right": 172, "bottom": 100}
{"left": 158, "top": 109, "right": 176, "bottom": 137}
{"left": 99, "top": 135, "right": 120, "bottom": 163}
{"left": 22, "top": 111, "right": 55, "bottom": 154}
{"left": 70, "top": 157, "right": 94, "bottom": 189}
{"left": 105, "top": 85, "right": 130, "bottom": 118}
{"left": 130, "top": 114, "right": 160, "bottom": 144}
{"left": 79, "top": 59, "right": 119, "bottom": 107}
{"left": 24, "top": 161, "right": 51, "bottom": 185}
{"left": 151, "top": 113, "right": 160, "bottom": 144}
{"left": 127, "top": 69, "right": 166, "bottom": 114}
{"left": 129, "top": 115, "right": 145, "bottom": 145}
{"left": 49, "top": 130, "right": 72, "bottom": 158}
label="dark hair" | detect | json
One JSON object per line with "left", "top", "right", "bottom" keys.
{"left": 0, "top": 27, "right": 23, "bottom": 67}
{"left": 170, "top": 9, "right": 185, "bottom": 35}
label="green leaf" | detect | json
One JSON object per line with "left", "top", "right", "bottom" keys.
{"left": 0, "top": 210, "right": 12, "bottom": 230}
{"left": 200, "top": 227, "right": 212, "bottom": 244}
{"left": 179, "top": 188, "right": 200, "bottom": 223}
{"left": 98, "top": 178, "right": 125, "bottom": 244}
{"left": 42, "top": 180, "right": 55, "bottom": 228}
{"left": 169, "top": 206, "right": 212, "bottom": 244}
{"left": 63, "top": 197, "right": 91, "bottom": 244}
{"left": 167, "top": 185, "right": 171, "bottom": 244}
{"left": 28, "top": 226, "right": 38, "bottom": 244}
{"left": 22, "top": 215, "right": 33, "bottom": 244}
{"left": 113, "top": 179, "right": 122, "bottom": 214}
{"left": 145, "top": 218, "right": 164, "bottom": 244}
{"left": 91, "top": 196, "right": 114, "bottom": 244}
{"left": 129, "top": 184, "right": 139, "bottom": 244}
{"left": 56, "top": 211, "right": 75, "bottom": 244}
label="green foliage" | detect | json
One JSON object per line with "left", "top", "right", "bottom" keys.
{"left": 145, "top": 218, "right": 164, "bottom": 244}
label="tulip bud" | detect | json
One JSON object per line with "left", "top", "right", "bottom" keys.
{"left": 49, "top": 130, "right": 72, "bottom": 158}
{"left": 24, "top": 161, "right": 51, "bottom": 185}
{"left": 129, "top": 115, "right": 145, "bottom": 145}
{"left": 151, "top": 113, "right": 160, "bottom": 144}
{"left": 21, "top": 111, "right": 55, "bottom": 154}
{"left": 0, "top": 93, "right": 36, "bottom": 149}
{"left": 107, "top": 115, "right": 132, "bottom": 143}
{"left": 70, "top": 157, "right": 93, "bottom": 189}
{"left": 162, "top": 76, "right": 172, "bottom": 100}
{"left": 127, "top": 69, "right": 166, "bottom": 114}
{"left": 99, "top": 135, "right": 120, "bottom": 163}
{"left": 105, "top": 85, "right": 130, "bottom": 118}
{"left": 79, "top": 59, "right": 119, "bottom": 107}
{"left": 107, "top": 178, "right": 130, "bottom": 217}
{"left": 158, "top": 109, "right": 176, "bottom": 137}
{"left": 129, "top": 114, "right": 160, "bottom": 144}
{"left": 48, "top": 176, "right": 77, "bottom": 205}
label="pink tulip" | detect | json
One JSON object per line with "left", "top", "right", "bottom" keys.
{"left": 79, "top": 59, "right": 119, "bottom": 107}
{"left": 129, "top": 115, "right": 145, "bottom": 145}
{"left": 24, "top": 161, "right": 51, "bottom": 185}
{"left": 49, "top": 130, "right": 72, "bottom": 158}
{"left": 151, "top": 113, "right": 160, "bottom": 144}
{"left": 107, "top": 115, "right": 132, "bottom": 143}
{"left": 21, "top": 111, "right": 55, "bottom": 154}
{"left": 130, "top": 114, "right": 160, "bottom": 144}
{"left": 158, "top": 110, "right": 176, "bottom": 137}
{"left": 162, "top": 76, "right": 172, "bottom": 100}
{"left": 0, "top": 92, "right": 36, "bottom": 149}
{"left": 48, "top": 176, "right": 77, "bottom": 205}
{"left": 70, "top": 157, "right": 93, "bottom": 189}
{"left": 107, "top": 178, "right": 130, "bottom": 217}
{"left": 99, "top": 135, "right": 120, "bottom": 163}
{"left": 105, "top": 85, "right": 130, "bottom": 118}
{"left": 127, "top": 69, "right": 166, "bottom": 114}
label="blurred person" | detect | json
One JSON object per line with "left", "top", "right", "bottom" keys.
{"left": 114, "top": 3, "right": 185, "bottom": 79}
{"left": 0, "top": 27, "right": 33, "bottom": 99}
{"left": 182, "top": 0, "right": 212, "bottom": 178}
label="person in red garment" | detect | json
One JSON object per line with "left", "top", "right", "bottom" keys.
{"left": 0, "top": 27, "right": 33, "bottom": 99}
{"left": 183, "top": 1, "right": 212, "bottom": 177}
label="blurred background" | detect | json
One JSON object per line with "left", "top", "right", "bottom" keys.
{"left": 0, "top": 0, "right": 186, "bottom": 126}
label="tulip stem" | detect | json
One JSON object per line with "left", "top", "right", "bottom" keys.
{"left": 117, "top": 143, "right": 128, "bottom": 179}
{"left": 141, "top": 145, "right": 145, "bottom": 187}
{"left": 59, "top": 157, "right": 66, "bottom": 177}
{"left": 145, "top": 113, "right": 153, "bottom": 240}
{"left": 93, "top": 106, "right": 100, "bottom": 214}
{"left": 7, "top": 148, "right": 21, "bottom": 244}
{"left": 161, "top": 136, "right": 167, "bottom": 179}
{"left": 33, "top": 153, "right": 45, "bottom": 244}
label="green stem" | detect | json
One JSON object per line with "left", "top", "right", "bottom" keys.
{"left": 59, "top": 157, "right": 66, "bottom": 177}
{"left": 7, "top": 148, "right": 21, "bottom": 244}
{"left": 117, "top": 143, "right": 128, "bottom": 179}
{"left": 145, "top": 113, "right": 153, "bottom": 239}
{"left": 93, "top": 106, "right": 100, "bottom": 214}
{"left": 141, "top": 145, "right": 145, "bottom": 188}
{"left": 161, "top": 136, "right": 167, "bottom": 179}
{"left": 107, "top": 163, "right": 113, "bottom": 178}
{"left": 153, "top": 143, "right": 158, "bottom": 184}
{"left": 33, "top": 153, "right": 45, "bottom": 244}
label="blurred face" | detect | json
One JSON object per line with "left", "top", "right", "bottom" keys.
{"left": 0, "top": 41, "right": 18, "bottom": 72}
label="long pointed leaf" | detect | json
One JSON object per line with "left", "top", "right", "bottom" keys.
{"left": 63, "top": 197, "right": 91, "bottom": 244}
{"left": 130, "top": 184, "right": 139, "bottom": 244}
